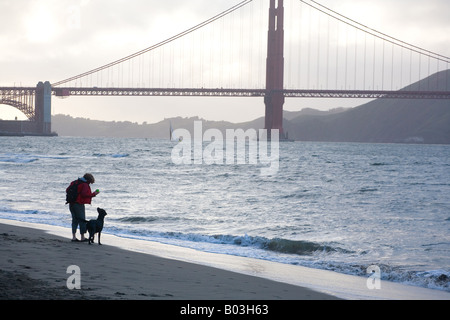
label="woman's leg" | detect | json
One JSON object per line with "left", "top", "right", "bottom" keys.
{"left": 69, "top": 203, "right": 79, "bottom": 240}
{"left": 70, "top": 203, "right": 87, "bottom": 240}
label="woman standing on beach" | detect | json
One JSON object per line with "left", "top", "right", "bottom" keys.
{"left": 67, "top": 173, "right": 100, "bottom": 242}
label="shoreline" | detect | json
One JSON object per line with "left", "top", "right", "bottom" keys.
{"left": 1, "top": 219, "right": 449, "bottom": 300}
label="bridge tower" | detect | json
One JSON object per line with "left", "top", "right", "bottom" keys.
{"left": 35, "top": 81, "right": 52, "bottom": 135}
{"left": 264, "top": 0, "right": 285, "bottom": 139}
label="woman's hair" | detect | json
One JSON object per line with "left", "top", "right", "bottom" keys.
{"left": 83, "top": 173, "right": 95, "bottom": 183}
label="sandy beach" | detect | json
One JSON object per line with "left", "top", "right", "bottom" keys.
{"left": 0, "top": 220, "right": 336, "bottom": 300}
{"left": 1, "top": 219, "right": 449, "bottom": 302}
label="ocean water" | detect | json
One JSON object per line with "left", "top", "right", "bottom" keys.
{"left": 0, "top": 136, "right": 449, "bottom": 292}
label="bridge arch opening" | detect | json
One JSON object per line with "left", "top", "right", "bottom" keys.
{"left": 0, "top": 104, "right": 29, "bottom": 121}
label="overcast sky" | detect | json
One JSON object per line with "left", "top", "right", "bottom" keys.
{"left": 1, "top": 0, "right": 449, "bottom": 123}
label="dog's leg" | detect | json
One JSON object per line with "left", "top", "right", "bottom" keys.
{"left": 98, "top": 232, "right": 102, "bottom": 245}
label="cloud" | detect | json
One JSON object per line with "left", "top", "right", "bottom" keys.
{"left": 319, "top": 0, "right": 450, "bottom": 55}
{"left": 4, "top": 0, "right": 449, "bottom": 83}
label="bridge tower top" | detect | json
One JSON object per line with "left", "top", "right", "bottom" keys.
{"left": 265, "top": 0, "right": 285, "bottom": 138}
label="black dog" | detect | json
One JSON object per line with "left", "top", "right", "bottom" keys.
{"left": 86, "top": 207, "right": 107, "bottom": 245}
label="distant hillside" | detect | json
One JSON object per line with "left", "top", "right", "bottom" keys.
{"left": 284, "top": 70, "right": 450, "bottom": 144}
{"left": 53, "top": 70, "right": 450, "bottom": 144}
{"left": 52, "top": 114, "right": 264, "bottom": 139}
{"left": 52, "top": 107, "right": 347, "bottom": 138}
{"left": 284, "top": 107, "right": 349, "bottom": 120}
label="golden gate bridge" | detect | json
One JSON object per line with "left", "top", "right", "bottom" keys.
{"left": 1, "top": 0, "right": 449, "bottom": 136}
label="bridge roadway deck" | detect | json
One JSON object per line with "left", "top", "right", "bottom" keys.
{"left": 53, "top": 87, "right": 450, "bottom": 99}
{"left": 2, "top": 87, "right": 450, "bottom": 99}
{"left": 0, "top": 87, "right": 36, "bottom": 95}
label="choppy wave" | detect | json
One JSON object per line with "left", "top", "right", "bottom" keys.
{"left": 264, "top": 237, "right": 353, "bottom": 255}
{"left": 279, "top": 190, "right": 313, "bottom": 199}
{"left": 117, "top": 216, "right": 159, "bottom": 223}
{"left": 0, "top": 153, "right": 70, "bottom": 164}
{"left": 194, "top": 234, "right": 345, "bottom": 256}
{"left": 370, "top": 162, "right": 389, "bottom": 166}
{"left": 0, "top": 207, "right": 39, "bottom": 215}
{"left": 350, "top": 264, "right": 450, "bottom": 292}
{"left": 93, "top": 153, "right": 129, "bottom": 158}
{"left": 0, "top": 154, "right": 38, "bottom": 163}
{"left": 358, "top": 187, "right": 378, "bottom": 193}
{"left": 112, "top": 227, "right": 353, "bottom": 257}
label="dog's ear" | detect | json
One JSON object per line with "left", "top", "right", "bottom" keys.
{"left": 97, "top": 207, "right": 107, "bottom": 215}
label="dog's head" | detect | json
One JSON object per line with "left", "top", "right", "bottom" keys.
{"left": 97, "top": 207, "right": 107, "bottom": 218}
